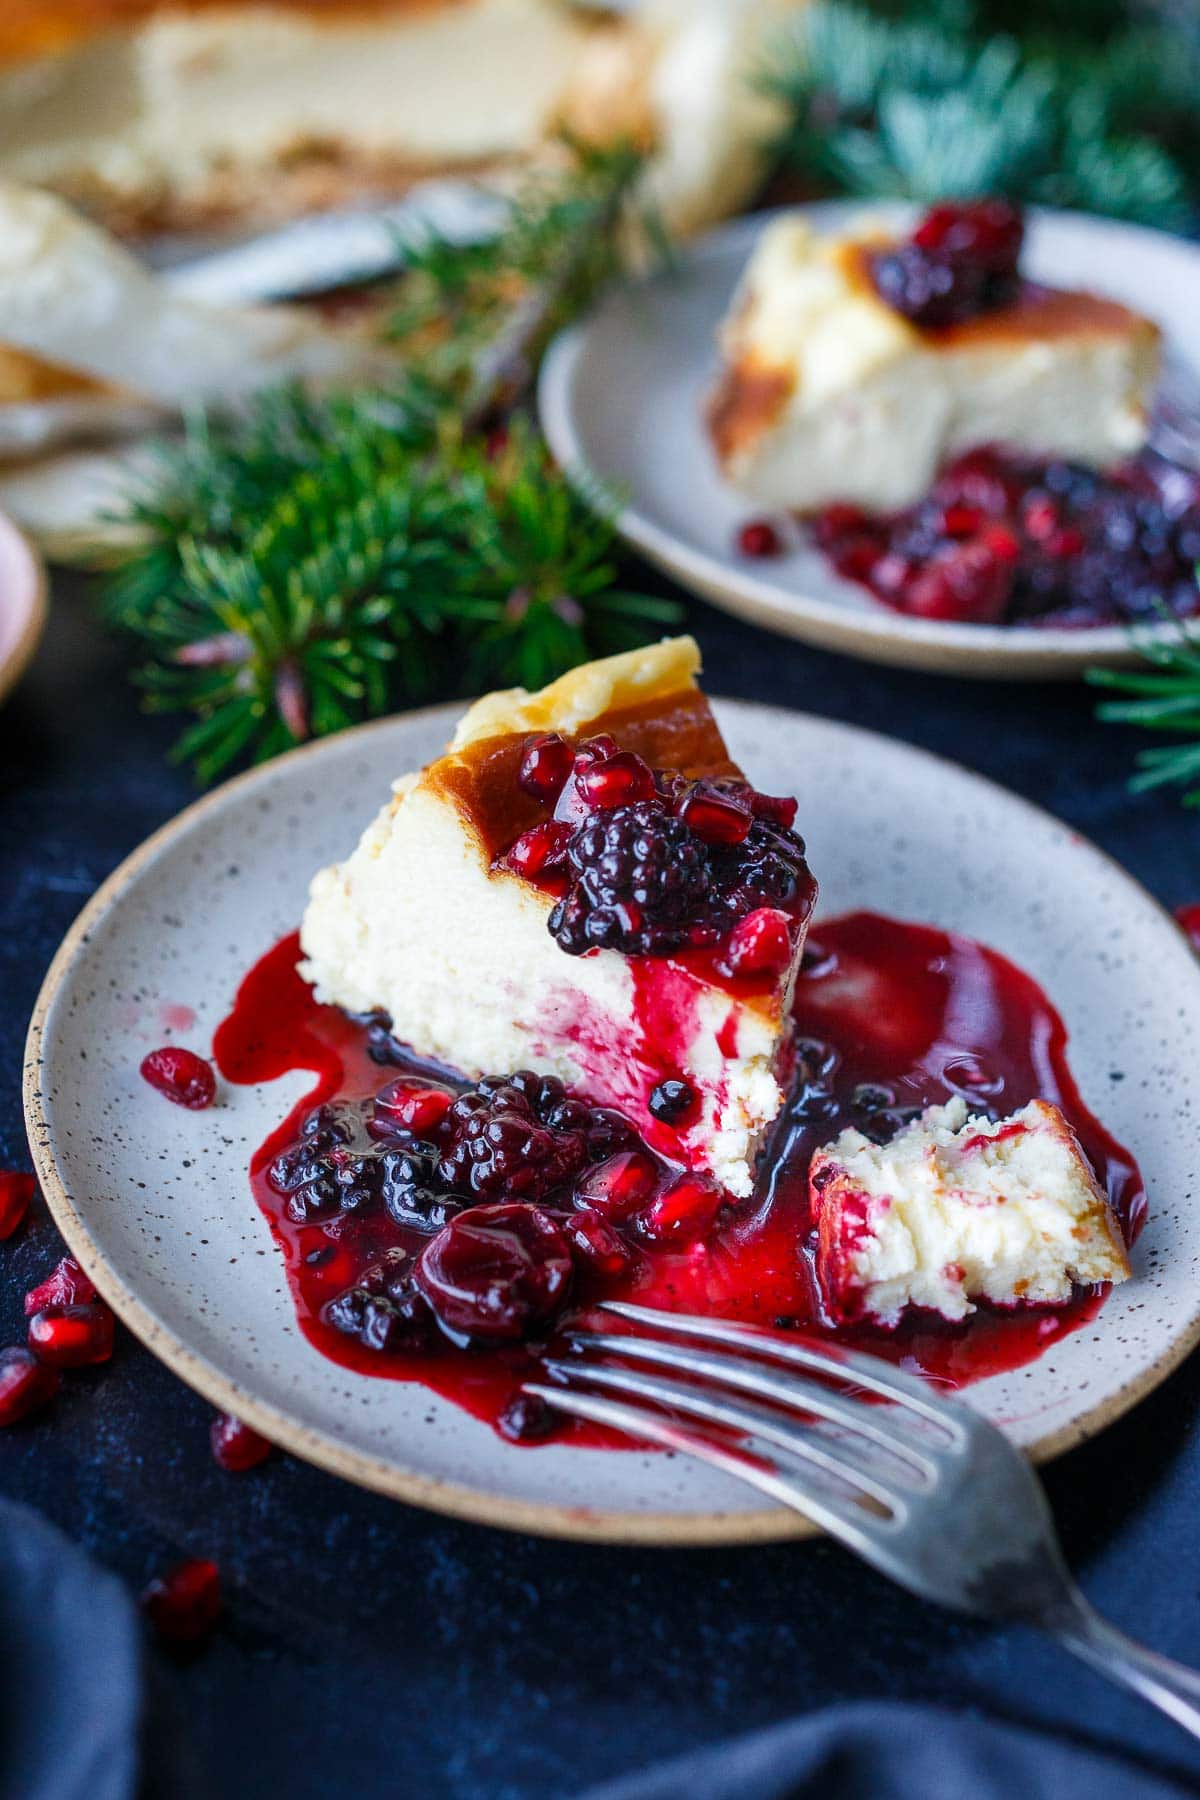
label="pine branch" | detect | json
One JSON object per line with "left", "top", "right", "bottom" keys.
{"left": 1087, "top": 618, "right": 1200, "bottom": 805}
{"left": 762, "top": 0, "right": 1197, "bottom": 229}
{"left": 101, "top": 141, "right": 678, "bottom": 783}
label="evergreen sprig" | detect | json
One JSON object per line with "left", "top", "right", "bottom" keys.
{"left": 763, "top": 0, "right": 1197, "bottom": 229}
{"left": 102, "top": 141, "right": 677, "bottom": 783}
{"left": 1088, "top": 621, "right": 1200, "bottom": 806}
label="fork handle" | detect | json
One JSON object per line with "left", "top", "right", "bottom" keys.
{"left": 1052, "top": 1600, "right": 1200, "bottom": 1741}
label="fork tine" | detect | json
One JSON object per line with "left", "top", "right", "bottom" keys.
{"left": 522, "top": 1382, "right": 889, "bottom": 1550}
{"left": 570, "top": 1330, "right": 940, "bottom": 1481}
{"left": 597, "top": 1302, "right": 961, "bottom": 1434}
{"left": 542, "top": 1357, "right": 909, "bottom": 1512}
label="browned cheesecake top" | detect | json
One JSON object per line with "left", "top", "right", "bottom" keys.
{"left": 0, "top": 0, "right": 464, "bottom": 60}
{"left": 430, "top": 687, "right": 740, "bottom": 864}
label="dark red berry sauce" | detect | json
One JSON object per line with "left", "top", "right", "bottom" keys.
{"left": 813, "top": 445, "right": 1200, "bottom": 628}
{"left": 214, "top": 913, "right": 1143, "bottom": 1445}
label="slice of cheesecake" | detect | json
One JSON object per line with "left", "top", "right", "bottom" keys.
{"left": 0, "top": 181, "right": 394, "bottom": 461}
{"left": 300, "top": 637, "right": 816, "bottom": 1197}
{"left": 708, "top": 207, "right": 1161, "bottom": 515}
{"left": 810, "top": 1096, "right": 1131, "bottom": 1326}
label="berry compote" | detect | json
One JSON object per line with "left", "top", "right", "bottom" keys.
{"left": 813, "top": 446, "right": 1200, "bottom": 628}
{"left": 214, "top": 914, "right": 1143, "bottom": 1447}
{"left": 868, "top": 199, "right": 1024, "bottom": 329}
{"left": 499, "top": 730, "right": 813, "bottom": 964}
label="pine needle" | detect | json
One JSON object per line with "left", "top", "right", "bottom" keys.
{"left": 101, "top": 140, "right": 678, "bottom": 783}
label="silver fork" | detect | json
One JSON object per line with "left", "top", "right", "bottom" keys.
{"left": 525, "top": 1301, "right": 1200, "bottom": 1740}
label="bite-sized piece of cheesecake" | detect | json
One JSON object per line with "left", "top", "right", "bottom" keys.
{"left": 300, "top": 637, "right": 816, "bottom": 1197}
{"left": 810, "top": 1095, "right": 1131, "bottom": 1326}
{"left": 708, "top": 201, "right": 1161, "bottom": 515}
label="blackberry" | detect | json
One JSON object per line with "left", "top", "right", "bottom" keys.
{"left": 437, "top": 1084, "right": 587, "bottom": 1200}
{"left": 550, "top": 802, "right": 711, "bottom": 956}
{"left": 324, "top": 1284, "right": 432, "bottom": 1354}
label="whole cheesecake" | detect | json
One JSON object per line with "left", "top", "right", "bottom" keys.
{"left": 0, "top": 0, "right": 796, "bottom": 239}
{"left": 300, "top": 637, "right": 817, "bottom": 1197}
{"left": 708, "top": 206, "right": 1161, "bottom": 515}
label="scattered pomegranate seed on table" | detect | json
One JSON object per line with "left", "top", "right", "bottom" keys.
{"left": 140, "top": 1558, "right": 222, "bottom": 1647}
{"left": 1176, "top": 905, "right": 1200, "bottom": 954}
{"left": 24, "top": 1255, "right": 97, "bottom": 1316}
{"left": 27, "top": 1301, "right": 115, "bottom": 1368}
{"left": 140, "top": 1046, "right": 217, "bottom": 1109}
{"left": 0, "top": 1171, "right": 35, "bottom": 1239}
{"left": 210, "top": 1412, "right": 273, "bottom": 1472}
{"left": 0, "top": 1346, "right": 60, "bottom": 1426}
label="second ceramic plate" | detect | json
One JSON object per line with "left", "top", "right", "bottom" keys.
{"left": 539, "top": 203, "right": 1200, "bottom": 679}
{"left": 23, "top": 701, "right": 1200, "bottom": 1541}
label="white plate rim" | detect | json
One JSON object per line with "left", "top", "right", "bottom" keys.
{"left": 539, "top": 203, "right": 1200, "bottom": 679}
{"left": 22, "top": 702, "right": 1200, "bottom": 1543}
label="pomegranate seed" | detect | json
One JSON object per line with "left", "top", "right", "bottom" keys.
{"left": 517, "top": 732, "right": 574, "bottom": 804}
{"left": 25, "top": 1255, "right": 97, "bottom": 1316}
{"left": 904, "top": 542, "right": 1010, "bottom": 624}
{"left": 576, "top": 751, "right": 656, "bottom": 809}
{"left": 737, "top": 519, "right": 782, "bottom": 558}
{"left": 833, "top": 537, "right": 883, "bottom": 582}
{"left": 140, "top": 1558, "right": 221, "bottom": 1647}
{"left": 210, "top": 1412, "right": 272, "bottom": 1472}
{"left": 747, "top": 789, "right": 798, "bottom": 829}
{"left": 575, "top": 734, "right": 619, "bottom": 766}
{"left": 140, "top": 1047, "right": 216, "bottom": 1110}
{"left": 637, "top": 1173, "right": 723, "bottom": 1245}
{"left": 679, "top": 789, "right": 752, "bottom": 846}
{"left": 1022, "top": 495, "right": 1060, "bottom": 541}
{"left": 812, "top": 503, "right": 867, "bottom": 547}
{"left": 574, "top": 1150, "right": 658, "bottom": 1221}
{"left": 503, "top": 820, "right": 572, "bottom": 878}
{"left": 0, "top": 1172, "right": 34, "bottom": 1239}
{"left": 981, "top": 523, "right": 1020, "bottom": 563}
{"left": 28, "top": 1301, "right": 114, "bottom": 1367}
{"left": 939, "top": 505, "right": 983, "bottom": 537}
{"left": 0, "top": 1347, "right": 59, "bottom": 1425}
{"left": 566, "top": 1209, "right": 639, "bottom": 1277}
{"left": 871, "top": 552, "right": 913, "bottom": 593}
{"left": 374, "top": 1082, "right": 453, "bottom": 1136}
{"left": 1045, "top": 526, "right": 1085, "bottom": 558}
{"left": 725, "top": 907, "right": 794, "bottom": 976}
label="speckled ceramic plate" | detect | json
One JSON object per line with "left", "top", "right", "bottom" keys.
{"left": 0, "top": 507, "right": 46, "bottom": 706}
{"left": 539, "top": 203, "right": 1200, "bottom": 680}
{"left": 24, "top": 702, "right": 1200, "bottom": 1542}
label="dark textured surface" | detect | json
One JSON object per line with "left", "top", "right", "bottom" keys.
{"left": 1, "top": 578, "right": 1199, "bottom": 1800}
